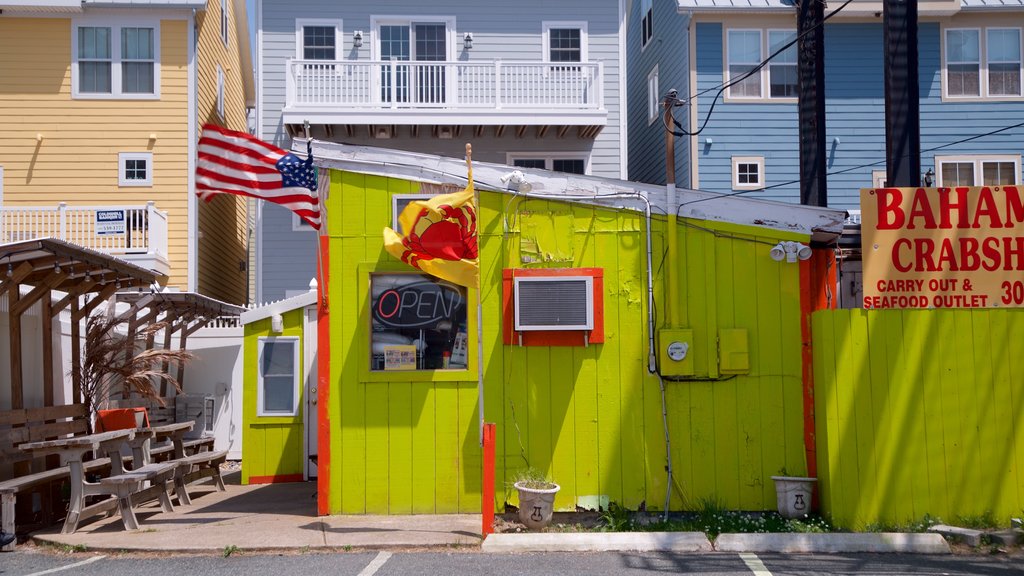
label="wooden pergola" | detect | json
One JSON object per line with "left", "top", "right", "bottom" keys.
{"left": 114, "top": 292, "right": 246, "bottom": 394}
{"left": 0, "top": 238, "right": 163, "bottom": 410}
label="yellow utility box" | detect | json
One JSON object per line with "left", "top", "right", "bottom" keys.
{"left": 719, "top": 328, "right": 750, "bottom": 374}
{"left": 658, "top": 328, "right": 694, "bottom": 377}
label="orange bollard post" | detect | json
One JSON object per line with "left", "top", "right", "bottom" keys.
{"left": 482, "top": 423, "right": 496, "bottom": 537}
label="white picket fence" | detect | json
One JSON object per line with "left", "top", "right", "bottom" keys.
{"left": 0, "top": 202, "right": 167, "bottom": 256}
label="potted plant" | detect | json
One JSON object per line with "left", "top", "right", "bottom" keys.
{"left": 770, "top": 472, "right": 816, "bottom": 519}
{"left": 513, "top": 469, "right": 560, "bottom": 530}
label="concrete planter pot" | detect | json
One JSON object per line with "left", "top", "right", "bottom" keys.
{"left": 514, "top": 481, "right": 560, "bottom": 530}
{"left": 770, "top": 476, "right": 816, "bottom": 519}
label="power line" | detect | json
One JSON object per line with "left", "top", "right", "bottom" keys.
{"left": 662, "top": 0, "right": 855, "bottom": 137}
{"left": 677, "top": 119, "right": 1024, "bottom": 210}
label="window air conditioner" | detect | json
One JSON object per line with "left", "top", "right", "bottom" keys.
{"left": 513, "top": 276, "right": 594, "bottom": 332}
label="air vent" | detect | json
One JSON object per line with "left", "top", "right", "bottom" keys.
{"left": 514, "top": 276, "right": 594, "bottom": 331}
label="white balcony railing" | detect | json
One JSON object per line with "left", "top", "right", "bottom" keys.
{"left": 0, "top": 202, "right": 168, "bottom": 258}
{"left": 286, "top": 59, "right": 605, "bottom": 111}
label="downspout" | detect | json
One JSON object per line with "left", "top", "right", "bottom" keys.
{"left": 187, "top": 9, "right": 198, "bottom": 292}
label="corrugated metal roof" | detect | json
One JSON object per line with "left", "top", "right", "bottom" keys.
{"left": 82, "top": 0, "right": 206, "bottom": 6}
{"left": 961, "top": 0, "right": 1024, "bottom": 8}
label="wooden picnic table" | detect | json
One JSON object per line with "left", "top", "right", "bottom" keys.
{"left": 19, "top": 429, "right": 136, "bottom": 534}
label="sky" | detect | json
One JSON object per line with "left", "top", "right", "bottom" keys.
{"left": 246, "top": 0, "right": 256, "bottom": 65}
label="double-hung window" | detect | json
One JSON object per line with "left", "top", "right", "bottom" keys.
{"left": 296, "top": 19, "right": 342, "bottom": 74}
{"left": 258, "top": 337, "right": 300, "bottom": 416}
{"left": 935, "top": 155, "right": 1020, "bottom": 186}
{"left": 726, "top": 29, "right": 797, "bottom": 100}
{"left": 945, "top": 27, "right": 1022, "bottom": 98}
{"left": 543, "top": 21, "right": 587, "bottom": 67}
{"left": 74, "top": 20, "right": 158, "bottom": 98}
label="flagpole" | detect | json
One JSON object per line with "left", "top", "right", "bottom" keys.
{"left": 305, "top": 120, "right": 328, "bottom": 308}
{"left": 466, "top": 143, "right": 485, "bottom": 447}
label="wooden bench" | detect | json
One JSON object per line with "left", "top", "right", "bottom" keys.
{"left": 0, "top": 405, "right": 101, "bottom": 551}
{"left": 97, "top": 460, "right": 178, "bottom": 530}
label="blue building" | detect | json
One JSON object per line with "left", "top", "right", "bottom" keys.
{"left": 627, "top": 0, "right": 1024, "bottom": 214}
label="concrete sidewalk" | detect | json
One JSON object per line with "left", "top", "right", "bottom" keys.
{"left": 27, "top": 472, "right": 952, "bottom": 555}
{"left": 30, "top": 472, "right": 481, "bottom": 553}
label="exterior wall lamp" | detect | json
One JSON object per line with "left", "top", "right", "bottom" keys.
{"left": 353, "top": 30, "right": 363, "bottom": 48}
{"left": 769, "top": 241, "right": 812, "bottom": 263}
{"left": 923, "top": 168, "right": 934, "bottom": 187}
{"left": 463, "top": 32, "right": 473, "bottom": 50}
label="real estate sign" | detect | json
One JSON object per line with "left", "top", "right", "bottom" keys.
{"left": 861, "top": 186, "right": 1024, "bottom": 309}
{"left": 95, "top": 210, "right": 126, "bottom": 236}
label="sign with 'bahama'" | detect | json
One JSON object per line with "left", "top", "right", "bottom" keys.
{"left": 861, "top": 186, "right": 1024, "bottom": 309}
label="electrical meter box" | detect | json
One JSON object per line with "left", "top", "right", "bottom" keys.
{"left": 718, "top": 328, "right": 750, "bottom": 374}
{"left": 658, "top": 328, "right": 694, "bottom": 377}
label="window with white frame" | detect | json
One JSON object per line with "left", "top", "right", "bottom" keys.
{"left": 74, "top": 20, "right": 159, "bottom": 98}
{"left": 945, "top": 27, "right": 1022, "bottom": 98}
{"left": 296, "top": 19, "right": 342, "bottom": 62}
{"left": 258, "top": 337, "right": 300, "bottom": 416}
{"left": 935, "top": 155, "right": 1020, "bottom": 186}
{"left": 509, "top": 153, "right": 589, "bottom": 175}
{"left": 217, "top": 65, "right": 225, "bottom": 119}
{"left": 648, "top": 65, "right": 660, "bottom": 124}
{"left": 118, "top": 152, "right": 152, "bottom": 186}
{"left": 732, "top": 156, "right": 764, "bottom": 190}
{"left": 871, "top": 170, "right": 888, "bottom": 188}
{"left": 372, "top": 17, "right": 454, "bottom": 104}
{"left": 543, "top": 21, "right": 587, "bottom": 64}
{"left": 641, "top": 0, "right": 653, "bottom": 48}
{"left": 727, "top": 29, "right": 797, "bottom": 99}
{"left": 221, "top": 0, "right": 229, "bottom": 46}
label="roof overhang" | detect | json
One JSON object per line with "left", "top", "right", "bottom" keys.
{"left": 0, "top": 0, "right": 82, "bottom": 12}
{"left": 116, "top": 291, "right": 246, "bottom": 320}
{"left": 300, "top": 141, "right": 847, "bottom": 244}
{"left": 0, "top": 237, "right": 163, "bottom": 292}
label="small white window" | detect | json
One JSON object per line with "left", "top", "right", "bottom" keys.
{"left": 946, "top": 28, "right": 981, "bottom": 97}
{"left": 935, "top": 154, "right": 1020, "bottom": 186}
{"left": 296, "top": 19, "right": 342, "bottom": 61}
{"left": 392, "top": 194, "right": 435, "bottom": 235}
{"left": 641, "top": 0, "right": 653, "bottom": 48}
{"left": 508, "top": 153, "right": 589, "bottom": 175}
{"left": 118, "top": 152, "right": 152, "bottom": 186}
{"left": 258, "top": 337, "right": 300, "bottom": 416}
{"left": 871, "top": 170, "right": 888, "bottom": 188}
{"left": 543, "top": 21, "right": 588, "bottom": 63}
{"left": 731, "top": 156, "right": 764, "bottom": 190}
{"left": 217, "top": 65, "right": 225, "bottom": 119}
{"left": 292, "top": 212, "right": 314, "bottom": 231}
{"left": 221, "top": 0, "right": 229, "bottom": 47}
{"left": 647, "top": 65, "right": 660, "bottom": 124}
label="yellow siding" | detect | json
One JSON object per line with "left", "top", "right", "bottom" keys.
{"left": 813, "top": 309, "right": 1024, "bottom": 529}
{"left": 195, "top": 0, "right": 250, "bottom": 304}
{"left": 0, "top": 18, "right": 191, "bottom": 290}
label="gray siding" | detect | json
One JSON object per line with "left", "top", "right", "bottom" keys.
{"left": 626, "top": 0, "right": 690, "bottom": 186}
{"left": 258, "top": 0, "right": 624, "bottom": 302}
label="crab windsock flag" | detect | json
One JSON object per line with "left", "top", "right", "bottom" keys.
{"left": 383, "top": 182, "right": 478, "bottom": 289}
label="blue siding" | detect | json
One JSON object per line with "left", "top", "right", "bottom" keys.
{"left": 626, "top": 0, "right": 690, "bottom": 186}
{"left": 685, "top": 19, "right": 1024, "bottom": 212}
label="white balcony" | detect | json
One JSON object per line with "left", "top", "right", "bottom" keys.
{"left": 0, "top": 202, "right": 170, "bottom": 276}
{"left": 283, "top": 59, "right": 607, "bottom": 136}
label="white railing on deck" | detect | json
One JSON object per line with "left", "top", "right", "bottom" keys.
{"left": 286, "top": 59, "right": 604, "bottom": 110}
{"left": 0, "top": 201, "right": 168, "bottom": 256}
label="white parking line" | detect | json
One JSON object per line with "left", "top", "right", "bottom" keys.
{"left": 24, "top": 555, "right": 106, "bottom": 576}
{"left": 740, "top": 552, "right": 773, "bottom": 576}
{"left": 357, "top": 551, "right": 393, "bottom": 576}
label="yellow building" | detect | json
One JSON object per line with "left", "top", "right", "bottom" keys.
{"left": 0, "top": 0, "right": 254, "bottom": 304}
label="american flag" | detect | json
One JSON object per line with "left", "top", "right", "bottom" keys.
{"left": 196, "top": 124, "right": 321, "bottom": 230}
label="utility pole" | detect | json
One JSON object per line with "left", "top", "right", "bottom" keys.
{"left": 883, "top": 0, "right": 921, "bottom": 187}
{"left": 797, "top": 0, "right": 828, "bottom": 207}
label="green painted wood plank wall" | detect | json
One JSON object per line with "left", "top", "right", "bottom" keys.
{"left": 324, "top": 170, "right": 810, "bottom": 514}
{"left": 812, "top": 309, "right": 1024, "bottom": 529}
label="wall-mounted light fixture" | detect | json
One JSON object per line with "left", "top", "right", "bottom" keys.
{"left": 923, "top": 168, "right": 934, "bottom": 187}
{"left": 271, "top": 313, "right": 284, "bottom": 334}
{"left": 769, "top": 241, "right": 812, "bottom": 263}
{"left": 463, "top": 32, "right": 473, "bottom": 50}
{"left": 353, "top": 30, "right": 363, "bottom": 48}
